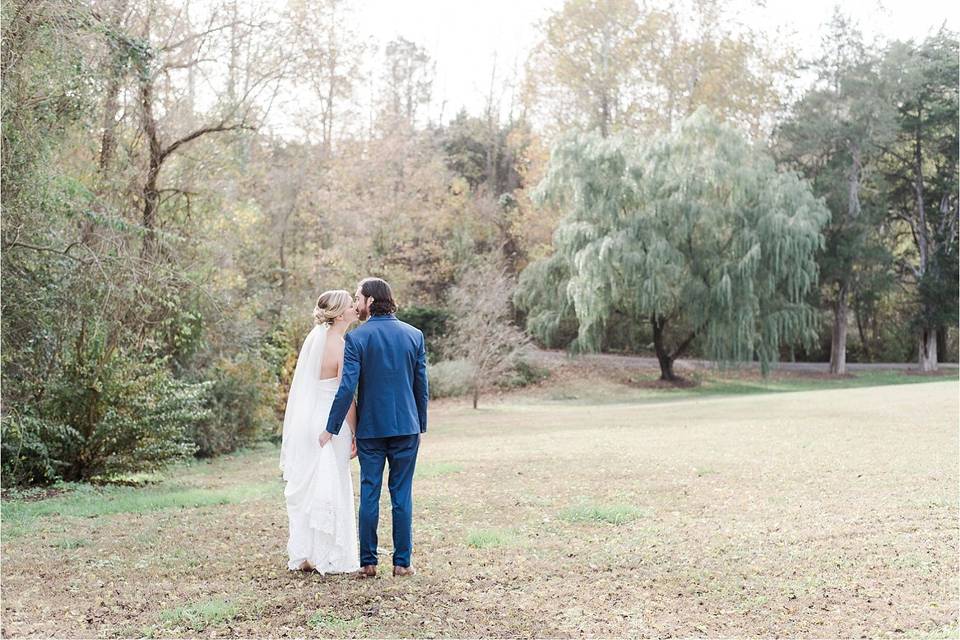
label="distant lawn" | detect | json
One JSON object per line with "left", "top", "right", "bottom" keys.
{"left": 525, "top": 366, "right": 958, "bottom": 406}
{"left": 694, "top": 368, "right": 958, "bottom": 396}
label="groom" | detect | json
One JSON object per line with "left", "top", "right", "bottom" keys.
{"left": 321, "top": 277, "right": 428, "bottom": 578}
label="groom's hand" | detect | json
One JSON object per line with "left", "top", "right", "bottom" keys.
{"left": 350, "top": 439, "right": 357, "bottom": 459}
{"left": 318, "top": 431, "right": 332, "bottom": 447}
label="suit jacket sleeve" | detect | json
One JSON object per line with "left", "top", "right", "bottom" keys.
{"left": 325, "top": 332, "right": 360, "bottom": 435}
{"left": 413, "top": 331, "right": 428, "bottom": 433}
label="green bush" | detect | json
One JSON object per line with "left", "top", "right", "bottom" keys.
{"left": 398, "top": 306, "right": 449, "bottom": 359}
{"left": 192, "top": 354, "right": 276, "bottom": 457}
{"left": 427, "top": 359, "right": 475, "bottom": 399}
{"left": 0, "top": 415, "right": 76, "bottom": 486}
{"left": 4, "top": 349, "right": 208, "bottom": 485}
{"left": 70, "top": 358, "right": 203, "bottom": 482}
{"left": 398, "top": 305, "right": 449, "bottom": 339}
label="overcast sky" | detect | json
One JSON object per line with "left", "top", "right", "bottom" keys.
{"left": 349, "top": 0, "right": 956, "bottom": 120}
{"left": 251, "top": 0, "right": 955, "bottom": 137}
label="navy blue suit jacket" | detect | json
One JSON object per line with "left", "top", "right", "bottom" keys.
{"left": 325, "top": 314, "right": 428, "bottom": 439}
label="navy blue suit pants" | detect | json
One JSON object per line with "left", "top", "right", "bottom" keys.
{"left": 356, "top": 434, "right": 420, "bottom": 567}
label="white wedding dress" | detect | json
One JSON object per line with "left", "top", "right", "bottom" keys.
{"left": 279, "top": 324, "right": 359, "bottom": 574}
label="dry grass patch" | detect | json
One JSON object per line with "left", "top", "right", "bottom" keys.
{"left": 415, "top": 461, "right": 463, "bottom": 478}
{"left": 1, "top": 381, "right": 957, "bottom": 638}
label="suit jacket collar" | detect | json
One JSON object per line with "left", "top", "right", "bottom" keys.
{"left": 367, "top": 314, "right": 397, "bottom": 322}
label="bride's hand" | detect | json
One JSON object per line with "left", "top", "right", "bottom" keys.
{"left": 318, "top": 431, "right": 332, "bottom": 447}
{"left": 350, "top": 438, "right": 358, "bottom": 459}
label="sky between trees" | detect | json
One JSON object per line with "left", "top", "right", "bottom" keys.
{"left": 211, "top": 0, "right": 956, "bottom": 138}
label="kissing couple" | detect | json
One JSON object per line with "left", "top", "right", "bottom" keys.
{"left": 279, "top": 277, "right": 429, "bottom": 578}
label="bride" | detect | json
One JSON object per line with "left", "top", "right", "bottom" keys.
{"left": 279, "top": 290, "right": 360, "bottom": 574}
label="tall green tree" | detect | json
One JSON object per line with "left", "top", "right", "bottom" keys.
{"left": 878, "top": 31, "right": 959, "bottom": 370}
{"left": 776, "top": 11, "right": 896, "bottom": 373}
{"left": 516, "top": 110, "right": 829, "bottom": 380}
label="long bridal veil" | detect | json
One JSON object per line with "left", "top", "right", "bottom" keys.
{"left": 279, "top": 323, "right": 329, "bottom": 479}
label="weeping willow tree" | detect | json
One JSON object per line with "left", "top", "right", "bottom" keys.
{"left": 515, "top": 109, "right": 830, "bottom": 380}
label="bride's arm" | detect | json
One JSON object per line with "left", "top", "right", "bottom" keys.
{"left": 337, "top": 347, "right": 358, "bottom": 436}
{"left": 346, "top": 399, "right": 358, "bottom": 435}
{"left": 346, "top": 399, "right": 358, "bottom": 459}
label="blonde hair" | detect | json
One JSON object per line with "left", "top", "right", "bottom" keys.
{"left": 314, "top": 289, "right": 352, "bottom": 326}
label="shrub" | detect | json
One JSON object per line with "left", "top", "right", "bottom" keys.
{"left": 427, "top": 359, "right": 475, "bottom": 399}
{"left": 496, "top": 358, "right": 551, "bottom": 389}
{"left": 17, "top": 350, "right": 208, "bottom": 484}
{"left": 191, "top": 354, "right": 276, "bottom": 457}
{"left": 398, "top": 305, "right": 449, "bottom": 339}
{"left": 0, "top": 415, "right": 76, "bottom": 486}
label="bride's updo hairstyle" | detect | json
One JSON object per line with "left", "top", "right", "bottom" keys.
{"left": 314, "top": 289, "right": 352, "bottom": 326}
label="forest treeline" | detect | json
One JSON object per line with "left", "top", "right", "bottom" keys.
{"left": 1, "top": 0, "right": 956, "bottom": 485}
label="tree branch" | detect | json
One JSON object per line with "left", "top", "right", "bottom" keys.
{"left": 4, "top": 240, "right": 85, "bottom": 262}
{"left": 669, "top": 329, "right": 699, "bottom": 361}
{"left": 160, "top": 121, "right": 251, "bottom": 162}
{"left": 160, "top": 20, "right": 249, "bottom": 53}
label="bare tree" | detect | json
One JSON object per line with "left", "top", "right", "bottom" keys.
{"left": 130, "top": 0, "right": 286, "bottom": 255}
{"left": 288, "top": 0, "right": 365, "bottom": 157}
{"left": 447, "top": 257, "right": 530, "bottom": 408}
{"left": 380, "top": 37, "right": 434, "bottom": 130}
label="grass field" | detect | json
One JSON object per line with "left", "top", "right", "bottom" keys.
{"left": 2, "top": 375, "right": 958, "bottom": 638}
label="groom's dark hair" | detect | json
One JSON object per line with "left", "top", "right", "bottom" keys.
{"left": 360, "top": 277, "right": 398, "bottom": 316}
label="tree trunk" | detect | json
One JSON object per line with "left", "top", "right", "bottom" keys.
{"left": 97, "top": 0, "right": 129, "bottom": 176}
{"left": 278, "top": 226, "right": 287, "bottom": 302}
{"left": 651, "top": 314, "right": 676, "bottom": 381}
{"left": 919, "top": 326, "right": 938, "bottom": 371}
{"left": 598, "top": 21, "right": 610, "bottom": 138}
{"left": 853, "top": 294, "right": 872, "bottom": 362}
{"left": 472, "top": 381, "right": 479, "bottom": 409}
{"left": 227, "top": 0, "right": 239, "bottom": 104}
{"left": 829, "top": 280, "right": 849, "bottom": 374}
{"left": 829, "top": 143, "right": 861, "bottom": 374}
{"left": 936, "top": 325, "right": 949, "bottom": 362}
{"left": 98, "top": 76, "right": 122, "bottom": 175}
{"left": 322, "top": 39, "right": 337, "bottom": 158}
{"left": 139, "top": 71, "right": 162, "bottom": 256}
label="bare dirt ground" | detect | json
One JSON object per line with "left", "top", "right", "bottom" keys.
{"left": 2, "top": 380, "right": 958, "bottom": 638}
